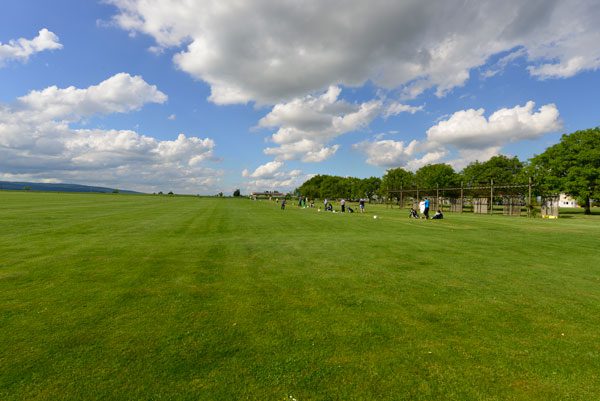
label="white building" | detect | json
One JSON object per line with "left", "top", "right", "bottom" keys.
{"left": 559, "top": 193, "right": 578, "bottom": 208}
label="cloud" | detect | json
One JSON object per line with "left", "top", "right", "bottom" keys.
{"left": 480, "top": 47, "right": 527, "bottom": 79}
{"left": 260, "top": 86, "right": 381, "bottom": 162}
{"left": 0, "top": 28, "right": 62, "bottom": 65}
{"left": 355, "top": 101, "right": 560, "bottom": 170}
{"left": 528, "top": 57, "right": 592, "bottom": 79}
{"left": 108, "top": 1, "right": 600, "bottom": 104}
{"left": 264, "top": 141, "right": 341, "bottom": 163}
{"left": 241, "top": 161, "right": 315, "bottom": 193}
{"left": 242, "top": 161, "right": 283, "bottom": 178}
{"left": 168, "top": 114, "right": 176, "bottom": 120}
{"left": 243, "top": 167, "right": 310, "bottom": 193}
{"left": 0, "top": 75, "right": 221, "bottom": 193}
{"left": 353, "top": 137, "right": 448, "bottom": 170}
{"left": 384, "top": 102, "right": 424, "bottom": 117}
{"left": 405, "top": 151, "right": 449, "bottom": 171}
{"left": 426, "top": 101, "right": 561, "bottom": 149}
{"left": 16, "top": 73, "right": 167, "bottom": 121}
{"left": 448, "top": 147, "right": 503, "bottom": 171}
{"left": 353, "top": 139, "right": 420, "bottom": 168}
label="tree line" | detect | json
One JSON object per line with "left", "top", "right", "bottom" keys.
{"left": 296, "top": 127, "right": 599, "bottom": 214}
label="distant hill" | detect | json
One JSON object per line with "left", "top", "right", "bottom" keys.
{"left": 0, "top": 181, "right": 141, "bottom": 194}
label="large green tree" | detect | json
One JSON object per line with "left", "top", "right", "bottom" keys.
{"left": 320, "top": 175, "right": 351, "bottom": 199}
{"left": 346, "top": 177, "right": 362, "bottom": 199}
{"left": 461, "top": 155, "right": 525, "bottom": 185}
{"left": 359, "top": 177, "right": 382, "bottom": 201}
{"left": 381, "top": 167, "right": 414, "bottom": 201}
{"left": 297, "top": 175, "right": 370, "bottom": 200}
{"left": 296, "top": 175, "right": 325, "bottom": 199}
{"left": 529, "top": 127, "right": 600, "bottom": 214}
{"left": 415, "top": 163, "right": 459, "bottom": 190}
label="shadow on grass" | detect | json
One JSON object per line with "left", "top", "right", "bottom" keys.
{"left": 559, "top": 207, "right": 600, "bottom": 217}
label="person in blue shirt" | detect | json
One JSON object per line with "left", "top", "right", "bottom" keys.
{"left": 424, "top": 197, "right": 430, "bottom": 219}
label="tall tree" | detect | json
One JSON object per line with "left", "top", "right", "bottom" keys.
{"left": 529, "top": 127, "right": 600, "bottom": 214}
{"left": 296, "top": 175, "right": 325, "bottom": 199}
{"left": 297, "top": 174, "right": 358, "bottom": 199}
{"left": 415, "top": 164, "right": 458, "bottom": 190}
{"left": 461, "top": 155, "right": 524, "bottom": 185}
{"left": 320, "top": 175, "right": 346, "bottom": 199}
{"left": 346, "top": 177, "right": 362, "bottom": 199}
{"left": 381, "top": 167, "right": 414, "bottom": 201}
{"left": 359, "top": 177, "right": 381, "bottom": 201}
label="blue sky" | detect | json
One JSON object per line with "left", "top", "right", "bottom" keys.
{"left": 1, "top": 1, "right": 599, "bottom": 194}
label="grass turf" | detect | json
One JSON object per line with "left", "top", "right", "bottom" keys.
{"left": 1, "top": 191, "right": 599, "bottom": 400}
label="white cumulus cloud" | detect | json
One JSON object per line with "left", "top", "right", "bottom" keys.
{"left": 426, "top": 101, "right": 561, "bottom": 149}
{"left": 242, "top": 161, "right": 284, "bottom": 178}
{"left": 259, "top": 86, "right": 381, "bottom": 162}
{"left": 0, "top": 28, "right": 62, "bottom": 65}
{"left": 17, "top": 73, "right": 167, "bottom": 122}
{"left": 353, "top": 139, "right": 420, "bottom": 168}
{"left": 354, "top": 101, "right": 561, "bottom": 170}
{"left": 108, "top": 0, "right": 600, "bottom": 104}
{"left": 243, "top": 168, "right": 310, "bottom": 194}
{"left": 405, "top": 151, "right": 449, "bottom": 171}
{"left": 449, "top": 147, "right": 503, "bottom": 171}
{"left": 0, "top": 75, "right": 221, "bottom": 193}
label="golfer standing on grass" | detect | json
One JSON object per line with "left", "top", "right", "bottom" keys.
{"left": 424, "top": 197, "right": 430, "bottom": 219}
{"left": 359, "top": 198, "right": 365, "bottom": 213}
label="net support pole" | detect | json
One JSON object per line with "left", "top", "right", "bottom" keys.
{"left": 490, "top": 179, "right": 494, "bottom": 215}
{"left": 460, "top": 181, "right": 464, "bottom": 213}
{"left": 400, "top": 185, "right": 403, "bottom": 209}
{"left": 528, "top": 176, "right": 532, "bottom": 218}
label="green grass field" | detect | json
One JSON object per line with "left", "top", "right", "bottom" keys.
{"left": 1, "top": 192, "right": 599, "bottom": 400}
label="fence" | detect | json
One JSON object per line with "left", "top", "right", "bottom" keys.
{"left": 384, "top": 178, "right": 547, "bottom": 218}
